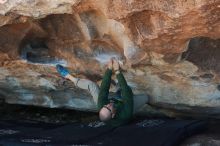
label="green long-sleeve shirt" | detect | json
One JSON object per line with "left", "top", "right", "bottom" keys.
{"left": 98, "top": 69, "right": 133, "bottom": 127}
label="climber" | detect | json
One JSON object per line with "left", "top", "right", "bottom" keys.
{"left": 56, "top": 64, "right": 100, "bottom": 104}
{"left": 98, "top": 59, "right": 133, "bottom": 126}
{"left": 56, "top": 59, "right": 134, "bottom": 126}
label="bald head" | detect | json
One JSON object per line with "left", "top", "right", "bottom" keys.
{"left": 99, "top": 107, "right": 112, "bottom": 122}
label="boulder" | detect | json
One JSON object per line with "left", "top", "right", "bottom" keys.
{"left": 0, "top": 0, "right": 219, "bottom": 117}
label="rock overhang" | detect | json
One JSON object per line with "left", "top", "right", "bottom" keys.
{"left": 0, "top": 0, "right": 219, "bottom": 117}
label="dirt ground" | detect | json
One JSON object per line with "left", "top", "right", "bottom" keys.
{"left": 0, "top": 100, "right": 220, "bottom": 146}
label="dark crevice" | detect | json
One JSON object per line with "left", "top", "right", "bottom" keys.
{"left": 20, "top": 38, "right": 66, "bottom": 65}
{"left": 217, "top": 85, "right": 220, "bottom": 91}
{"left": 181, "top": 37, "right": 220, "bottom": 73}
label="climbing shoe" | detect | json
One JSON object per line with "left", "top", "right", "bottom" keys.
{"left": 56, "top": 64, "right": 70, "bottom": 77}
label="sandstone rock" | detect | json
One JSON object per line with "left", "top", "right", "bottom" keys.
{"left": 0, "top": 0, "right": 219, "bottom": 117}
{"left": 0, "top": 0, "right": 80, "bottom": 18}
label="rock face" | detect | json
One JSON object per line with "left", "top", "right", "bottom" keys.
{"left": 0, "top": 0, "right": 220, "bottom": 116}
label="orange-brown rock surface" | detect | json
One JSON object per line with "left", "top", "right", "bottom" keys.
{"left": 0, "top": 0, "right": 219, "bottom": 116}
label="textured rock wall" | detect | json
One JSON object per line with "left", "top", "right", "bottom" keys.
{"left": 0, "top": 0, "right": 219, "bottom": 117}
